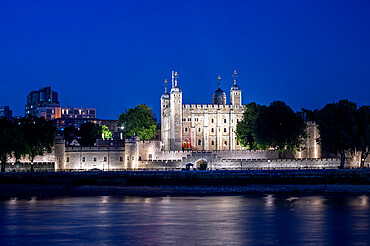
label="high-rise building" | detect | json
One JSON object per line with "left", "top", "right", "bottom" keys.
{"left": 25, "top": 86, "right": 60, "bottom": 117}
{"left": 0, "top": 106, "right": 13, "bottom": 120}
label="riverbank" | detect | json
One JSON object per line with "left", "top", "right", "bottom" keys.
{"left": 1, "top": 184, "right": 369, "bottom": 198}
{"left": 1, "top": 169, "right": 369, "bottom": 198}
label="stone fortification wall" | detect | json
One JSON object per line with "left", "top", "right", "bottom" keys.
{"left": 137, "top": 158, "right": 340, "bottom": 170}
{"left": 155, "top": 151, "right": 189, "bottom": 160}
{"left": 63, "top": 146, "right": 125, "bottom": 170}
{"left": 5, "top": 162, "right": 55, "bottom": 172}
{"left": 8, "top": 151, "right": 55, "bottom": 164}
{"left": 183, "top": 104, "right": 246, "bottom": 110}
{"left": 153, "top": 150, "right": 279, "bottom": 161}
{"left": 213, "top": 150, "right": 279, "bottom": 159}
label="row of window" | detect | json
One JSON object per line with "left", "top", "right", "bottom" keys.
{"left": 66, "top": 156, "right": 122, "bottom": 162}
{"left": 196, "top": 139, "right": 228, "bottom": 146}
{"left": 126, "top": 154, "right": 153, "bottom": 161}
{"left": 65, "top": 154, "right": 154, "bottom": 163}
{"left": 184, "top": 127, "right": 229, "bottom": 133}
{"left": 182, "top": 118, "right": 230, "bottom": 123}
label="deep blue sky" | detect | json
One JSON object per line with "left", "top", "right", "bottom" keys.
{"left": 1, "top": 0, "right": 369, "bottom": 120}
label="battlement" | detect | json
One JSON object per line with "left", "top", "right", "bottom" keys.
{"left": 183, "top": 104, "right": 245, "bottom": 109}
{"left": 65, "top": 146, "right": 124, "bottom": 152}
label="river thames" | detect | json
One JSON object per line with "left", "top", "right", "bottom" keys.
{"left": 1, "top": 195, "right": 369, "bottom": 245}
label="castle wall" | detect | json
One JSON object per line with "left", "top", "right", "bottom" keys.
{"left": 136, "top": 158, "right": 340, "bottom": 170}
{"left": 63, "top": 146, "right": 125, "bottom": 170}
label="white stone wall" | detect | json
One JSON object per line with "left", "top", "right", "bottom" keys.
{"left": 182, "top": 104, "right": 245, "bottom": 151}
{"left": 63, "top": 146, "right": 125, "bottom": 170}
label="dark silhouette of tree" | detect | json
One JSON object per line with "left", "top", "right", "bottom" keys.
{"left": 78, "top": 122, "right": 102, "bottom": 146}
{"left": 236, "top": 102, "right": 262, "bottom": 149}
{"left": 356, "top": 105, "right": 369, "bottom": 168}
{"left": 63, "top": 126, "right": 76, "bottom": 145}
{"left": 0, "top": 119, "right": 14, "bottom": 172}
{"left": 317, "top": 100, "right": 358, "bottom": 169}
{"left": 254, "top": 101, "right": 306, "bottom": 153}
{"left": 19, "top": 116, "right": 57, "bottom": 172}
{"left": 118, "top": 104, "right": 157, "bottom": 140}
{"left": 300, "top": 108, "right": 319, "bottom": 122}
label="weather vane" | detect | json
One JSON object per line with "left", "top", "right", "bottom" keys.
{"left": 233, "top": 70, "right": 238, "bottom": 85}
{"left": 164, "top": 79, "right": 168, "bottom": 92}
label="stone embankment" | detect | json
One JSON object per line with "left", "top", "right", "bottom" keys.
{"left": 0, "top": 169, "right": 369, "bottom": 198}
{"left": 1, "top": 169, "right": 369, "bottom": 186}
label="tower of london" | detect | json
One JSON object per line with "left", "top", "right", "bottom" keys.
{"left": 161, "top": 70, "right": 246, "bottom": 151}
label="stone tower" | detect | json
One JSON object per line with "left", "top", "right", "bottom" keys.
{"left": 160, "top": 79, "right": 170, "bottom": 151}
{"left": 169, "top": 71, "right": 183, "bottom": 151}
{"left": 230, "top": 70, "right": 242, "bottom": 106}
{"left": 54, "top": 135, "right": 65, "bottom": 171}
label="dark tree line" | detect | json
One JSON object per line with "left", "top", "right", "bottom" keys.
{"left": 236, "top": 100, "right": 369, "bottom": 168}
{"left": 62, "top": 122, "right": 103, "bottom": 147}
{"left": 236, "top": 101, "right": 306, "bottom": 154}
{"left": 0, "top": 116, "right": 56, "bottom": 172}
{"left": 315, "top": 100, "right": 369, "bottom": 168}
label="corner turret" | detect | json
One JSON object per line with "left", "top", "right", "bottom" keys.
{"left": 230, "top": 70, "right": 242, "bottom": 106}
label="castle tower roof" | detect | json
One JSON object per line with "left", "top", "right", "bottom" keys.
{"left": 230, "top": 70, "right": 241, "bottom": 91}
{"left": 212, "top": 76, "right": 226, "bottom": 105}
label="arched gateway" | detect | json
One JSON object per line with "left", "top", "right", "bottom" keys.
{"left": 195, "top": 159, "right": 208, "bottom": 170}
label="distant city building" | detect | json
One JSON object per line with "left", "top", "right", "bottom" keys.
{"left": 25, "top": 86, "right": 59, "bottom": 117}
{"left": 25, "top": 86, "right": 97, "bottom": 121}
{"left": 0, "top": 106, "right": 13, "bottom": 120}
{"left": 61, "top": 107, "right": 96, "bottom": 119}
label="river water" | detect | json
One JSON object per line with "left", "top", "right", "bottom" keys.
{"left": 0, "top": 195, "right": 369, "bottom": 245}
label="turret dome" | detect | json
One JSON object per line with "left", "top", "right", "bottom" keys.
{"left": 212, "top": 81, "right": 226, "bottom": 105}
{"left": 161, "top": 91, "right": 170, "bottom": 99}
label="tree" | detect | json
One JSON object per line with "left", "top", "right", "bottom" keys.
{"left": 236, "top": 102, "right": 261, "bottom": 149}
{"left": 102, "top": 125, "right": 112, "bottom": 139}
{"left": 356, "top": 105, "right": 369, "bottom": 168}
{"left": 254, "top": 101, "right": 306, "bottom": 153}
{"left": 0, "top": 119, "right": 14, "bottom": 172}
{"left": 118, "top": 104, "right": 157, "bottom": 140}
{"left": 78, "top": 122, "right": 102, "bottom": 146}
{"left": 63, "top": 126, "right": 76, "bottom": 145}
{"left": 317, "top": 100, "right": 358, "bottom": 169}
{"left": 19, "top": 116, "right": 57, "bottom": 172}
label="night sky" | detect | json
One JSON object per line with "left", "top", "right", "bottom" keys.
{"left": 1, "top": 0, "right": 369, "bottom": 120}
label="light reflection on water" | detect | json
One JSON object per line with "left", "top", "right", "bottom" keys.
{"left": 0, "top": 195, "right": 369, "bottom": 245}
